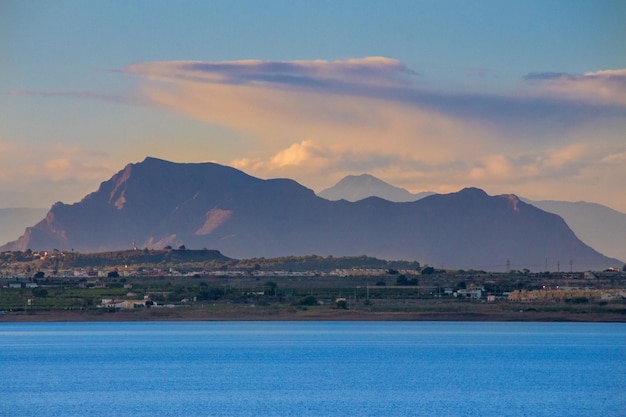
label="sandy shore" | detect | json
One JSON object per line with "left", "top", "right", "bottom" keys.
{"left": 2, "top": 308, "right": 625, "bottom": 323}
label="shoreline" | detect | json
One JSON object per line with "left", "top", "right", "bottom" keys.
{"left": 2, "top": 308, "right": 625, "bottom": 323}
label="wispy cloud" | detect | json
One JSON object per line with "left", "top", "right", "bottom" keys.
{"left": 523, "top": 68, "right": 626, "bottom": 106}
{"left": 128, "top": 57, "right": 417, "bottom": 90}
{"left": 7, "top": 89, "right": 147, "bottom": 106}
{"left": 127, "top": 58, "right": 626, "bottom": 130}
{"left": 523, "top": 72, "right": 575, "bottom": 81}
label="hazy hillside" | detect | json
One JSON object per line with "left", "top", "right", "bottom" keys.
{"left": 0, "top": 208, "right": 49, "bottom": 246}
{"left": 2, "top": 157, "right": 620, "bottom": 271}
{"left": 524, "top": 199, "right": 626, "bottom": 262}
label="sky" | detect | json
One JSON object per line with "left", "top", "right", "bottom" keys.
{"left": 2, "top": 0, "right": 626, "bottom": 212}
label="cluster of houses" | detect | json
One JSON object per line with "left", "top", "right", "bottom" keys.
{"left": 508, "top": 288, "right": 626, "bottom": 302}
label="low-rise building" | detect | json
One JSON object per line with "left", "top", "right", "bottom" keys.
{"left": 456, "top": 289, "right": 482, "bottom": 299}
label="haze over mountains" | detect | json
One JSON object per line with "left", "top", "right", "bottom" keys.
{"left": 522, "top": 200, "right": 626, "bottom": 263}
{"left": 1, "top": 157, "right": 621, "bottom": 271}
{"left": 319, "top": 173, "right": 626, "bottom": 263}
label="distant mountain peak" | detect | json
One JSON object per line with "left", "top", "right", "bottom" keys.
{"left": 318, "top": 174, "right": 433, "bottom": 202}
{"left": 339, "top": 173, "right": 389, "bottom": 185}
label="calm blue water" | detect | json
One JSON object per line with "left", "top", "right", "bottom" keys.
{"left": 1, "top": 321, "right": 624, "bottom": 417}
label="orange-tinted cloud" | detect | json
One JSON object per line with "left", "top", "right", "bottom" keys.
{"left": 0, "top": 141, "right": 115, "bottom": 207}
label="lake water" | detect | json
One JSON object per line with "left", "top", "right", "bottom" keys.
{"left": 1, "top": 321, "right": 624, "bottom": 417}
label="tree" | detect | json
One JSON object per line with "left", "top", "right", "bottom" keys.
{"left": 198, "top": 287, "right": 225, "bottom": 301}
{"left": 299, "top": 295, "right": 318, "bottom": 306}
{"left": 264, "top": 281, "right": 278, "bottom": 296}
{"left": 421, "top": 267, "right": 435, "bottom": 275}
{"left": 33, "top": 271, "right": 45, "bottom": 279}
{"left": 32, "top": 287, "right": 48, "bottom": 298}
{"left": 396, "top": 275, "right": 418, "bottom": 285}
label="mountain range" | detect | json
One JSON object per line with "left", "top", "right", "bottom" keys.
{"left": 317, "top": 173, "right": 626, "bottom": 263}
{"left": 1, "top": 157, "right": 621, "bottom": 271}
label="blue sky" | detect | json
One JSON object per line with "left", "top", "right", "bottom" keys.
{"left": 2, "top": 0, "right": 626, "bottom": 211}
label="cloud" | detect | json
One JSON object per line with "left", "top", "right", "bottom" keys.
{"left": 129, "top": 57, "right": 417, "bottom": 90}
{"left": 6, "top": 89, "right": 147, "bottom": 106}
{"left": 467, "top": 140, "right": 626, "bottom": 201}
{"left": 523, "top": 69, "right": 626, "bottom": 106}
{"left": 523, "top": 72, "right": 575, "bottom": 81}
{"left": 0, "top": 142, "right": 116, "bottom": 207}
{"left": 232, "top": 140, "right": 334, "bottom": 177}
{"left": 127, "top": 59, "right": 626, "bottom": 140}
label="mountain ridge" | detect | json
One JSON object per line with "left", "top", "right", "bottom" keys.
{"left": 321, "top": 173, "right": 626, "bottom": 262}
{"left": 1, "top": 157, "right": 621, "bottom": 271}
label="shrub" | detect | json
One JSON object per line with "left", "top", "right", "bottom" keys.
{"left": 299, "top": 295, "right": 318, "bottom": 306}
